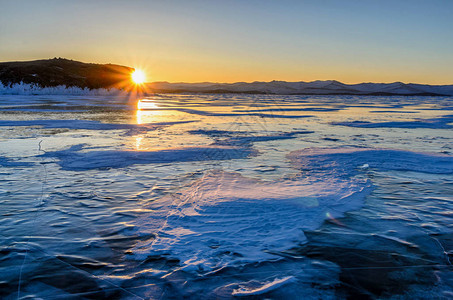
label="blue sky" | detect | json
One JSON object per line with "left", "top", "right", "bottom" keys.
{"left": 1, "top": 0, "right": 452, "bottom": 83}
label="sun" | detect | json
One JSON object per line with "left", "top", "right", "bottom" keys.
{"left": 131, "top": 69, "right": 146, "bottom": 84}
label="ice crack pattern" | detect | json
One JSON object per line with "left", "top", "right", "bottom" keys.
{"left": 0, "top": 94, "right": 452, "bottom": 299}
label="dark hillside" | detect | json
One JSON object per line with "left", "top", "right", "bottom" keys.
{"left": 0, "top": 58, "right": 133, "bottom": 89}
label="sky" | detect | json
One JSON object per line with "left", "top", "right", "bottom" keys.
{"left": 1, "top": 0, "right": 453, "bottom": 84}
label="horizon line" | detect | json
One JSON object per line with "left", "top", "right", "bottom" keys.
{"left": 146, "top": 79, "right": 453, "bottom": 86}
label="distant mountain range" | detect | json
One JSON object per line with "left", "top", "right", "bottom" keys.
{"left": 1, "top": 59, "right": 452, "bottom": 96}
{"left": 148, "top": 80, "right": 453, "bottom": 96}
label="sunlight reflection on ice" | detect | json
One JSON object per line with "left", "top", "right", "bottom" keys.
{"left": 137, "top": 99, "right": 158, "bottom": 110}
{"left": 135, "top": 135, "right": 143, "bottom": 151}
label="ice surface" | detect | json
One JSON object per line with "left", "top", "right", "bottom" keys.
{"left": 332, "top": 114, "right": 453, "bottom": 129}
{"left": 233, "top": 107, "right": 341, "bottom": 112}
{"left": 2, "top": 94, "right": 453, "bottom": 298}
{"left": 140, "top": 107, "right": 314, "bottom": 118}
{"left": 369, "top": 110, "right": 419, "bottom": 114}
{"left": 189, "top": 129, "right": 313, "bottom": 146}
{"left": 41, "top": 144, "right": 257, "bottom": 170}
{"left": 0, "top": 156, "right": 33, "bottom": 167}
{"left": 288, "top": 148, "right": 453, "bottom": 175}
{"left": 232, "top": 276, "right": 297, "bottom": 296}
{"left": 0, "top": 119, "right": 196, "bottom": 135}
{"left": 130, "top": 147, "right": 452, "bottom": 274}
{"left": 131, "top": 170, "right": 372, "bottom": 271}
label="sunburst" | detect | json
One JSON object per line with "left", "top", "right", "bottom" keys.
{"left": 131, "top": 69, "right": 146, "bottom": 84}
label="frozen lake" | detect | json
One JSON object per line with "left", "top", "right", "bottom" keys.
{"left": 0, "top": 94, "right": 452, "bottom": 299}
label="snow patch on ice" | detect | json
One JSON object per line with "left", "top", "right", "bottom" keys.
{"left": 140, "top": 107, "right": 314, "bottom": 119}
{"left": 332, "top": 115, "right": 453, "bottom": 129}
{"left": 0, "top": 119, "right": 196, "bottom": 135}
{"left": 288, "top": 148, "right": 453, "bottom": 175}
{"left": 129, "top": 147, "right": 453, "bottom": 272}
{"left": 41, "top": 145, "right": 257, "bottom": 170}
{"left": 234, "top": 107, "right": 341, "bottom": 112}
{"left": 131, "top": 170, "right": 372, "bottom": 271}
{"left": 189, "top": 129, "right": 313, "bottom": 146}
{"left": 232, "top": 276, "right": 297, "bottom": 296}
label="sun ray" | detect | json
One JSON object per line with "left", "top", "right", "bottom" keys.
{"left": 131, "top": 69, "right": 146, "bottom": 84}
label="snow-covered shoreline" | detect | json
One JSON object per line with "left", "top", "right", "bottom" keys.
{"left": 0, "top": 82, "right": 125, "bottom": 95}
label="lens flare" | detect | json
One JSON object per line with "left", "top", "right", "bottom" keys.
{"left": 131, "top": 69, "right": 146, "bottom": 84}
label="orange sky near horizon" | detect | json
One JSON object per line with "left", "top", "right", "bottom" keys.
{"left": 3, "top": 53, "right": 452, "bottom": 85}
{"left": 106, "top": 55, "right": 453, "bottom": 85}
